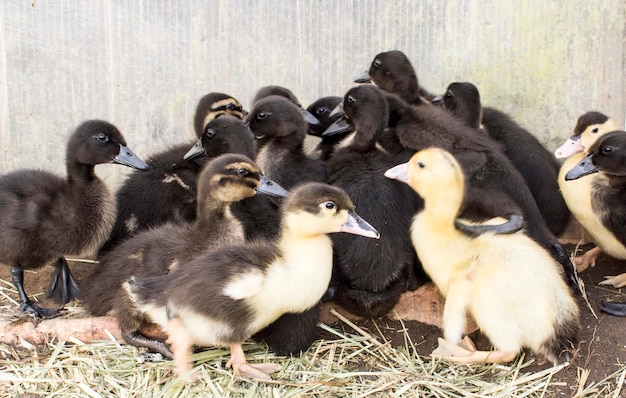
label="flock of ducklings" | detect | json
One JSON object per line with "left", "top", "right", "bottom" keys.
{"left": 1, "top": 49, "right": 625, "bottom": 381}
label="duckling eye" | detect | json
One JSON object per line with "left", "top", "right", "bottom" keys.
{"left": 315, "top": 106, "right": 329, "bottom": 115}
{"left": 347, "top": 95, "right": 356, "bottom": 104}
{"left": 417, "top": 161, "right": 426, "bottom": 168}
{"left": 205, "top": 129, "right": 215, "bottom": 138}
{"left": 237, "top": 168, "right": 249, "bottom": 176}
{"left": 96, "top": 133, "right": 109, "bottom": 143}
{"left": 373, "top": 59, "right": 382, "bottom": 68}
{"left": 601, "top": 146, "right": 614, "bottom": 155}
{"left": 445, "top": 90, "right": 453, "bottom": 98}
{"left": 256, "top": 111, "right": 271, "bottom": 120}
{"left": 225, "top": 103, "right": 235, "bottom": 110}
{"left": 325, "top": 201, "right": 336, "bottom": 210}
{"left": 592, "top": 127, "right": 599, "bottom": 133}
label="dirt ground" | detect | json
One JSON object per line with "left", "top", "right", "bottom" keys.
{"left": 0, "top": 242, "right": 625, "bottom": 396}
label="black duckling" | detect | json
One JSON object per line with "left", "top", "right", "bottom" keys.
{"left": 386, "top": 148, "right": 579, "bottom": 364}
{"left": 125, "top": 182, "right": 380, "bottom": 381}
{"left": 555, "top": 111, "right": 618, "bottom": 270}
{"left": 305, "top": 95, "right": 348, "bottom": 160}
{"left": 246, "top": 95, "right": 327, "bottom": 190}
{"left": 565, "top": 131, "right": 626, "bottom": 316}
{"left": 82, "top": 153, "right": 287, "bottom": 356}
{"left": 323, "top": 85, "right": 426, "bottom": 318}
{"left": 0, "top": 120, "right": 147, "bottom": 317}
{"left": 432, "top": 81, "right": 571, "bottom": 237}
{"left": 355, "top": 50, "right": 435, "bottom": 102}
{"left": 382, "top": 89, "right": 579, "bottom": 290}
{"left": 251, "top": 85, "right": 319, "bottom": 126}
{"left": 99, "top": 93, "right": 247, "bottom": 253}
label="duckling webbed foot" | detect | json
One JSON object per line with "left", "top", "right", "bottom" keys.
{"left": 600, "top": 301, "right": 626, "bottom": 316}
{"left": 599, "top": 273, "right": 626, "bottom": 288}
{"left": 47, "top": 257, "right": 82, "bottom": 305}
{"left": 10, "top": 266, "right": 59, "bottom": 318}
{"left": 573, "top": 246, "right": 602, "bottom": 273}
{"left": 227, "top": 343, "right": 281, "bottom": 380}
{"left": 431, "top": 337, "right": 518, "bottom": 363}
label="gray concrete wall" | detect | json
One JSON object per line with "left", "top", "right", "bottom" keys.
{"left": 1, "top": 1, "right": 624, "bottom": 188}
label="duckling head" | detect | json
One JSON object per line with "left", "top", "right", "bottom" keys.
{"left": 385, "top": 147, "right": 464, "bottom": 201}
{"left": 282, "top": 183, "right": 380, "bottom": 239}
{"left": 252, "top": 85, "right": 319, "bottom": 125}
{"left": 69, "top": 120, "right": 147, "bottom": 170}
{"left": 358, "top": 50, "right": 419, "bottom": 99}
{"left": 306, "top": 96, "right": 343, "bottom": 137}
{"left": 431, "top": 82, "right": 482, "bottom": 129}
{"left": 554, "top": 111, "right": 617, "bottom": 159}
{"left": 194, "top": 92, "right": 247, "bottom": 138}
{"left": 184, "top": 116, "right": 257, "bottom": 161}
{"left": 246, "top": 95, "right": 307, "bottom": 142}
{"left": 566, "top": 130, "right": 626, "bottom": 180}
{"left": 198, "top": 153, "right": 288, "bottom": 204}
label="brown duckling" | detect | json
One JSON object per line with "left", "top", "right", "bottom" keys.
{"left": 0, "top": 120, "right": 147, "bottom": 317}
{"left": 126, "top": 182, "right": 380, "bottom": 381}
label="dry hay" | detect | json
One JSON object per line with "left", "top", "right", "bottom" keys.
{"left": 0, "top": 310, "right": 623, "bottom": 398}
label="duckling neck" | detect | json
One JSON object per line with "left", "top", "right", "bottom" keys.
{"left": 422, "top": 184, "right": 464, "bottom": 231}
{"left": 66, "top": 162, "right": 98, "bottom": 185}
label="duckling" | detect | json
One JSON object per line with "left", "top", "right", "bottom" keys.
{"left": 125, "top": 182, "right": 380, "bottom": 380}
{"left": 355, "top": 50, "right": 435, "bottom": 101}
{"left": 555, "top": 111, "right": 619, "bottom": 270}
{"left": 246, "top": 95, "right": 327, "bottom": 190}
{"left": 0, "top": 120, "right": 147, "bottom": 317}
{"left": 432, "top": 81, "right": 570, "bottom": 237}
{"left": 382, "top": 89, "right": 579, "bottom": 290}
{"left": 305, "top": 95, "right": 348, "bottom": 160}
{"left": 184, "top": 116, "right": 284, "bottom": 242}
{"left": 251, "top": 85, "right": 319, "bottom": 126}
{"left": 323, "top": 85, "right": 425, "bottom": 318}
{"left": 385, "top": 148, "right": 580, "bottom": 364}
{"left": 82, "top": 153, "right": 287, "bottom": 356}
{"left": 565, "top": 131, "right": 626, "bottom": 315}
{"left": 193, "top": 92, "right": 248, "bottom": 139}
{"left": 99, "top": 93, "right": 247, "bottom": 253}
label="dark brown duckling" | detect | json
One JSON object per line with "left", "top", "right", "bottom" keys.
{"left": 125, "top": 182, "right": 380, "bottom": 381}
{"left": 251, "top": 85, "right": 319, "bottom": 126}
{"left": 82, "top": 153, "right": 287, "bottom": 356}
{"left": 432, "top": 81, "right": 571, "bottom": 237}
{"left": 0, "top": 120, "right": 147, "bottom": 317}
{"left": 355, "top": 50, "right": 436, "bottom": 102}
{"left": 306, "top": 95, "right": 349, "bottom": 161}
{"left": 99, "top": 93, "right": 247, "bottom": 254}
{"left": 246, "top": 95, "right": 327, "bottom": 190}
{"left": 323, "top": 85, "right": 426, "bottom": 318}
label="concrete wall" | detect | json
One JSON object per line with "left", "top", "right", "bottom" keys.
{"left": 1, "top": 1, "right": 624, "bottom": 188}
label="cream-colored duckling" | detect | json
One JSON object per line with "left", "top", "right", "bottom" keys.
{"left": 386, "top": 148, "right": 580, "bottom": 364}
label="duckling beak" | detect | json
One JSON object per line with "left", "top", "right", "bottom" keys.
{"left": 430, "top": 95, "right": 444, "bottom": 106}
{"left": 383, "top": 162, "right": 409, "bottom": 184}
{"left": 183, "top": 138, "right": 205, "bottom": 160}
{"left": 114, "top": 145, "right": 148, "bottom": 170}
{"left": 328, "top": 101, "right": 345, "bottom": 118}
{"left": 256, "top": 176, "right": 289, "bottom": 198}
{"left": 300, "top": 108, "right": 320, "bottom": 125}
{"left": 321, "top": 117, "right": 353, "bottom": 138}
{"left": 565, "top": 153, "right": 598, "bottom": 180}
{"left": 354, "top": 71, "right": 372, "bottom": 84}
{"left": 554, "top": 136, "right": 584, "bottom": 159}
{"left": 341, "top": 211, "right": 380, "bottom": 239}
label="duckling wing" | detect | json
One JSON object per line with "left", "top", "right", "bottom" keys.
{"left": 0, "top": 170, "right": 59, "bottom": 230}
